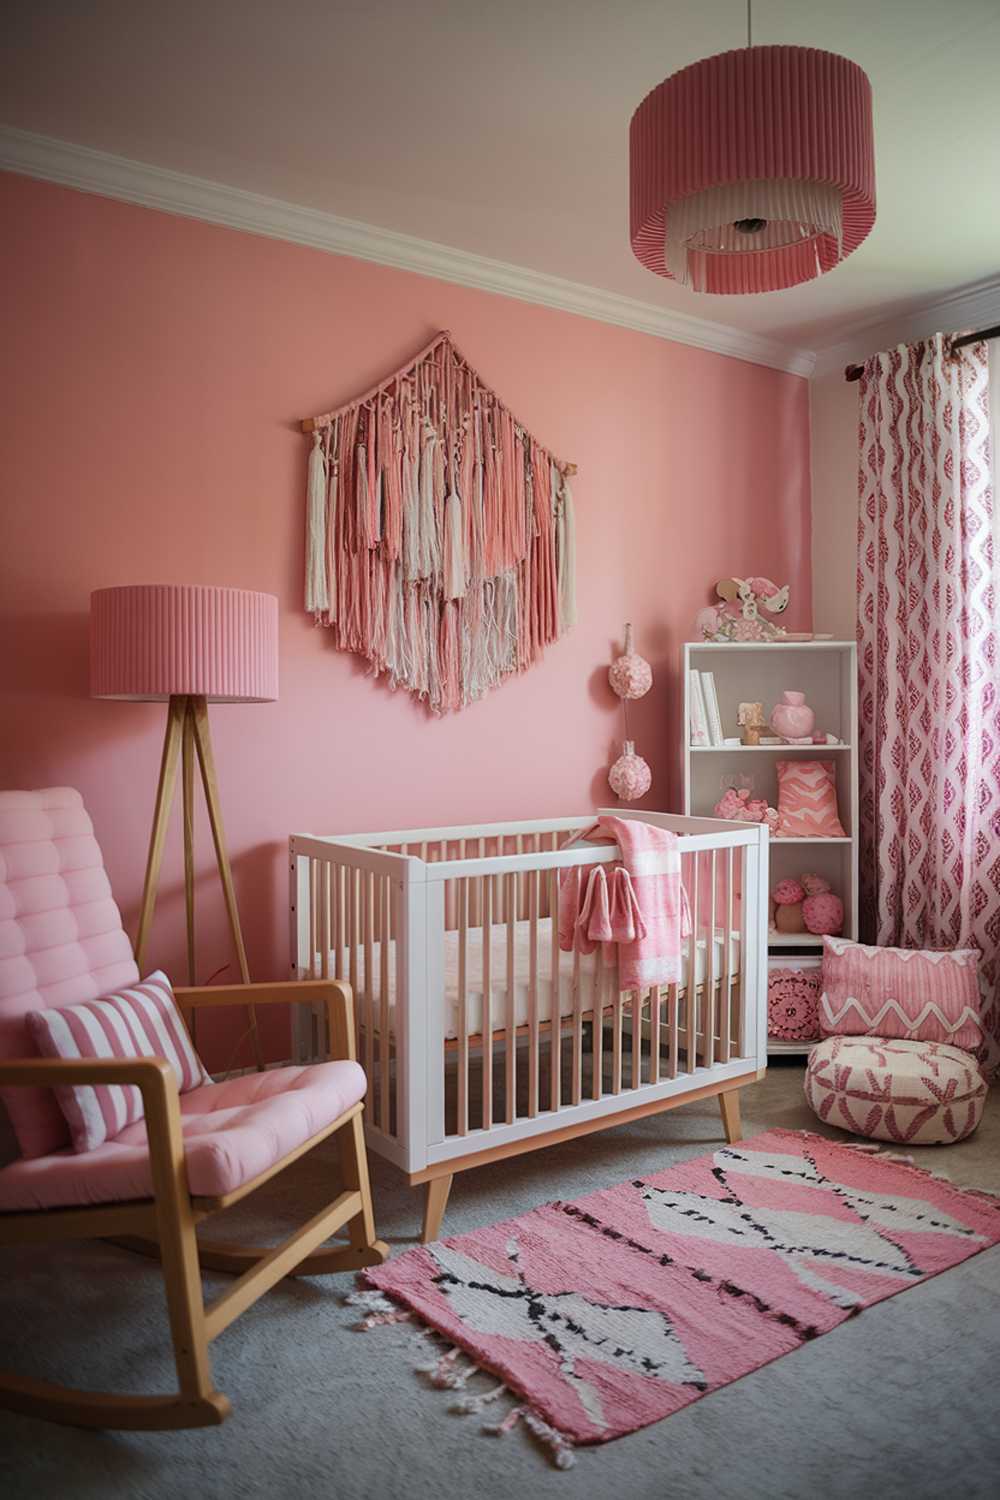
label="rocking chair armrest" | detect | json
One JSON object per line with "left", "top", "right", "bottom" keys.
{"left": 173, "top": 979, "right": 357, "bottom": 1063}
{"left": 0, "top": 1054, "right": 178, "bottom": 1101}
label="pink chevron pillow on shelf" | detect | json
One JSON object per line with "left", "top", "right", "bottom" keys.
{"left": 25, "top": 970, "right": 211, "bottom": 1152}
{"left": 819, "top": 937, "right": 984, "bottom": 1052}
{"left": 775, "top": 759, "right": 846, "bottom": 838}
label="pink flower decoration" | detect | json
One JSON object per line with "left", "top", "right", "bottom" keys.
{"left": 802, "top": 892, "right": 844, "bottom": 935}
{"left": 608, "top": 624, "right": 652, "bottom": 700}
{"left": 801, "top": 872, "right": 832, "bottom": 896}
{"left": 609, "top": 741, "right": 652, "bottom": 801}
{"left": 773, "top": 878, "right": 806, "bottom": 905}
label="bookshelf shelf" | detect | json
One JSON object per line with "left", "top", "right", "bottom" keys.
{"left": 683, "top": 639, "right": 859, "bottom": 1060}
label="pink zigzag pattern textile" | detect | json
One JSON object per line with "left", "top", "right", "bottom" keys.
{"left": 26, "top": 970, "right": 211, "bottom": 1152}
{"left": 857, "top": 334, "right": 999, "bottom": 1076}
{"left": 820, "top": 935, "right": 984, "bottom": 1051}
{"left": 364, "top": 1129, "right": 1000, "bottom": 1448}
{"left": 775, "top": 759, "right": 846, "bottom": 838}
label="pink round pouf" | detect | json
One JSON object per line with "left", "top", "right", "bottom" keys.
{"left": 805, "top": 1036, "right": 987, "bottom": 1143}
{"left": 773, "top": 878, "right": 806, "bottom": 906}
{"left": 802, "top": 892, "right": 844, "bottom": 935}
{"left": 609, "top": 741, "right": 652, "bottom": 801}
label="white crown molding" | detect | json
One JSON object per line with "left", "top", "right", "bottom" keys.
{"left": 812, "top": 275, "right": 1000, "bottom": 378}
{"left": 0, "top": 125, "right": 816, "bottom": 378}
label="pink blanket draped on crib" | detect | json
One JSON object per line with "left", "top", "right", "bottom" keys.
{"left": 558, "top": 816, "right": 689, "bottom": 989}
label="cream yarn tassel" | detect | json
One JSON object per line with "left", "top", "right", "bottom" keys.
{"left": 444, "top": 491, "right": 466, "bottom": 600}
{"left": 305, "top": 432, "right": 328, "bottom": 615}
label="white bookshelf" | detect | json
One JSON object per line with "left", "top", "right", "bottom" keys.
{"left": 683, "top": 640, "right": 859, "bottom": 1057}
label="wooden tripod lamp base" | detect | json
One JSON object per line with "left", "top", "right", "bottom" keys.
{"left": 134, "top": 695, "right": 250, "bottom": 988}
{"left": 90, "top": 585, "right": 279, "bottom": 1020}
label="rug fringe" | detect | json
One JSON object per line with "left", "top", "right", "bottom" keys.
{"left": 344, "top": 1284, "right": 577, "bottom": 1469}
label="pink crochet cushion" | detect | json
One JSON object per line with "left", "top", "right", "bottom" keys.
{"left": 0, "top": 788, "right": 140, "bottom": 1159}
{"left": 0, "top": 1061, "right": 367, "bottom": 1210}
{"left": 25, "top": 970, "right": 211, "bottom": 1153}
{"left": 820, "top": 936, "right": 984, "bottom": 1052}
{"left": 767, "top": 967, "right": 821, "bottom": 1041}
{"left": 805, "top": 1035, "right": 987, "bottom": 1145}
{"left": 775, "top": 760, "right": 846, "bottom": 838}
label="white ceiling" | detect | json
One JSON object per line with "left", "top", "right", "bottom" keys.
{"left": 3, "top": 0, "right": 999, "bottom": 357}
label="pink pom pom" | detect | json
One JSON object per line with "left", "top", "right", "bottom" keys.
{"left": 800, "top": 872, "right": 832, "bottom": 897}
{"left": 773, "top": 878, "right": 806, "bottom": 906}
{"left": 802, "top": 892, "right": 844, "bottom": 935}
{"left": 609, "top": 655, "right": 653, "bottom": 700}
{"left": 609, "top": 742, "right": 651, "bottom": 802}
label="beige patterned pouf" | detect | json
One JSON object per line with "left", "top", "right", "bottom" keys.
{"left": 805, "top": 1035, "right": 987, "bottom": 1144}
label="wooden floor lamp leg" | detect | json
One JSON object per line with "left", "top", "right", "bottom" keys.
{"left": 134, "top": 696, "right": 185, "bottom": 974}
{"left": 422, "top": 1175, "right": 453, "bottom": 1244}
{"left": 190, "top": 696, "right": 263, "bottom": 1069}
{"left": 718, "top": 1087, "right": 743, "bottom": 1144}
{"left": 182, "top": 700, "right": 197, "bottom": 989}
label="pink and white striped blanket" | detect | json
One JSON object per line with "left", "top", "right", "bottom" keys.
{"left": 559, "top": 816, "right": 689, "bottom": 989}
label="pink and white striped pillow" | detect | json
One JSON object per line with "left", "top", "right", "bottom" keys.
{"left": 820, "top": 937, "right": 984, "bottom": 1052}
{"left": 25, "top": 971, "right": 211, "bottom": 1153}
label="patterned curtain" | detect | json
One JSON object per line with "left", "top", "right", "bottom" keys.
{"left": 857, "top": 333, "right": 999, "bottom": 1072}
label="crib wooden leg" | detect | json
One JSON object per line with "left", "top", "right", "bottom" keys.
{"left": 422, "top": 1175, "right": 453, "bottom": 1244}
{"left": 718, "top": 1088, "right": 742, "bottom": 1144}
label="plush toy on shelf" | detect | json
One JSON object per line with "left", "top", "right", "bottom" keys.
{"left": 714, "top": 786, "right": 779, "bottom": 832}
{"left": 695, "top": 576, "right": 791, "bottom": 643}
{"left": 770, "top": 872, "right": 844, "bottom": 936}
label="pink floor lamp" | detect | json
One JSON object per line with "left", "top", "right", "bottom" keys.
{"left": 90, "top": 585, "right": 279, "bottom": 1020}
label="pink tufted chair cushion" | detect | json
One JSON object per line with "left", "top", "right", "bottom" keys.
{"left": 0, "top": 789, "right": 139, "bottom": 1158}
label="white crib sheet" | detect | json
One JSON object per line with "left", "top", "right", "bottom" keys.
{"left": 321, "top": 917, "right": 740, "bottom": 1041}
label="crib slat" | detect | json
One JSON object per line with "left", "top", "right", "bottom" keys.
{"left": 549, "top": 869, "right": 562, "bottom": 1112}
{"left": 363, "top": 871, "right": 374, "bottom": 1056}
{"left": 366, "top": 875, "right": 377, "bottom": 1098}
{"left": 506, "top": 872, "right": 516, "bottom": 1125}
{"left": 668, "top": 982, "right": 679, "bottom": 1078}
{"left": 687, "top": 855, "right": 699, "bottom": 1072}
{"left": 308, "top": 859, "right": 317, "bottom": 980}
{"left": 379, "top": 875, "right": 391, "bottom": 1133}
{"left": 632, "top": 990, "right": 643, "bottom": 1088}
{"left": 348, "top": 867, "right": 359, "bottom": 1005}
{"left": 528, "top": 870, "right": 539, "bottom": 1117}
{"left": 706, "top": 850, "right": 717, "bottom": 1068}
{"left": 721, "top": 846, "right": 734, "bottom": 1063}
{"left": 332, "top": 864, "right": 343, "bottom": 981}
{"left": 457, "top": 876, "right": 469, "bottom": 1136}
{"left": 612, "top": 985, "right": 623, "bottom": 1095}
{"left": 482, "top": 876, "right": 492, "bottom": 1130}
{"left": 572, "top": 938, "right": 583, "bottom": 1105}
{"left": 592, "top": 958, "right": 603, "bottom": 1101}
{"left": 650, "top": 985, "right": 661, "bottom": 1084}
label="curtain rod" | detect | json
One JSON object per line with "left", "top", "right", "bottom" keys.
{"left": 844, "top": 322, "right": 1000, "bottom": 382}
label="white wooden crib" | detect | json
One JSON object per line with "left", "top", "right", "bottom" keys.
{"left": 289, "top": 809, "right": 769, "bottom": 1239}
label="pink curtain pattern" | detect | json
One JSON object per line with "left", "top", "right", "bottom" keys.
{"left": 857, "top": 333, "right": 998, "bottom": 1073}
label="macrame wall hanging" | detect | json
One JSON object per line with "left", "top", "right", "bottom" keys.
{"left": 302, "top": 331, "right": 577, "bottom": 713}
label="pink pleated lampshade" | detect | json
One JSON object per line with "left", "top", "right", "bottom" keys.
{"left": 90, "top": 585, "right": 279, "bottom": 702}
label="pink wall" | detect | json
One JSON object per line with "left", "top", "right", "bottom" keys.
{"left": 0, "top": 172, "right": 811, "bottom": 1063}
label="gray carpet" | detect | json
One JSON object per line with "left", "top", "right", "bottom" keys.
{"left": 2, "top": 1062, "right": 998, "bottom": 1500}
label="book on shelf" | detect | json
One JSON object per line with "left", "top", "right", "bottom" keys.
{"left": 688, "top": 670, "right": 710, "bottom": 747}
{"left": 700, "top": 672, "right": 724, "bottom": 746}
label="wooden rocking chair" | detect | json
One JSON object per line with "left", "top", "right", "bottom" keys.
{"left": 0, "top": 789, "right": 388, "bottom": 1430}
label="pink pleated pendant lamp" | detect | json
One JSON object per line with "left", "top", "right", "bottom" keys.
{"left": 91, "top": 585, "right": 278, "bottom": 1004}
{"left": 629, "top": 6, "right": 875, "bottom": 294}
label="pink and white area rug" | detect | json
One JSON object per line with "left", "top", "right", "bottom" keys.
{"left": 351, "top": 1130, "right": 1000, "bottom": 1467}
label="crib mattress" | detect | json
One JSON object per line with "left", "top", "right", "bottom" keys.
{"left": 320, "top": 917, "right": 740, "bottom": 1041}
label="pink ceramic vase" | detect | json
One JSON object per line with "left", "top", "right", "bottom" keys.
{"left": 770, "top": 690, "right": 815, "bottom": 741}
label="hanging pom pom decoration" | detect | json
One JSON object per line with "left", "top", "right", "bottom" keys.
{"left": 607, "top": 622, "right": 653, "bottom": 801}
{"left": 609, "top": 741, "right": 652, "bottom": 801}
{"left": 608, "top": 623, "right": 652, "bottom": 700}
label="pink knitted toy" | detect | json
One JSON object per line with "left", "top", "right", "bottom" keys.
{"left": 713, "top": 787, "right": 779, "bottom": 831}
{"left": 802, "top": 891, "right": 844, "bottom": 935}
